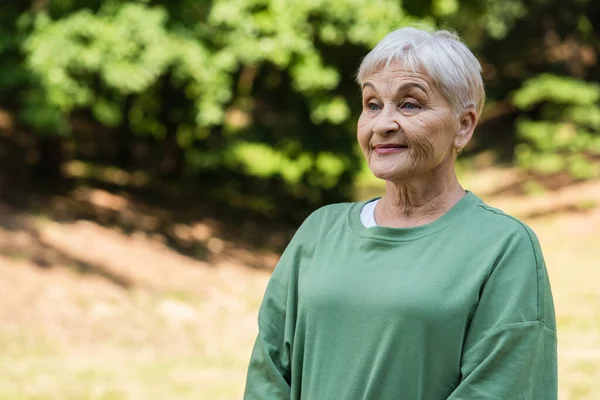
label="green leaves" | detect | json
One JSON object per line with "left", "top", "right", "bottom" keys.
{"left": 513, "top": 74, "right": 600, "bottom": 179}
{"left": 23, "top": 3, "right": 231, "bottom": 132}
{"left": 2, "top": 0, "right": 599, "bottom": 219}
{"left": 513, "top": 74, "right": 600, "bottom": 109}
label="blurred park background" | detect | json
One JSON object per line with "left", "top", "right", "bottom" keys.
{"left": 0, "top": 0, "right": 599, "bottom": 399}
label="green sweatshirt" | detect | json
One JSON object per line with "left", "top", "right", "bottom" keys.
{"left": 244, "top": 191, "right": 557, "bottom": 399}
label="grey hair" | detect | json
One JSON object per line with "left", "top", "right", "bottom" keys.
{"left": 356, "top": 27, "right": 485, "bottom": 117}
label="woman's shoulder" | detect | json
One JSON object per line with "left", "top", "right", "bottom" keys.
{"left": 466, "top": 192, "right": 541, "bottom": 247}
{"left": 295, "top": 201, "right": 356, "bottom": 233}
{"left": 311, "top": 201, "right": 357, "bottom": 218}
{"left": 303, "top": 200, "right": 369, "bottom": 221}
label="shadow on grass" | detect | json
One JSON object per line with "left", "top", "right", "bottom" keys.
{"left": 520, "top": 202, "right": 597, "bottom": 220}
{"left": 0, "top": 203, "right": 133, "bottom": 288}
{"left": 0, "top": 165, "right": 305, "bottom": 272}
{"left": 485, "top": 171, "right": 583, "bottom": 198}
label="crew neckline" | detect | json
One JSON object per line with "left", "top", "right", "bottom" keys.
{"left": 348, "top": 191, "right": 478, "bottom": 241}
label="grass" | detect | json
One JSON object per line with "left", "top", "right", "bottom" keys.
{"left": 0, "top": 351, "right": 246, "bottom": 399}
{"left": 533, "top": 219, "right": 600, "bottom": 400}
{"left": 1, "top": 169, "right": 599, "bottom": 399}
{"left": 0, "top": 297, "right": 255, "bottom": 400}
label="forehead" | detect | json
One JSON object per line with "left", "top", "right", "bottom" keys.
{"left": 361, "top": 62, "right": 436, "bottom": 92}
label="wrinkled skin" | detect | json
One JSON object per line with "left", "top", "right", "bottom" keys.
{"left": 357, "top": 62, "right": 478, "bottom": 227}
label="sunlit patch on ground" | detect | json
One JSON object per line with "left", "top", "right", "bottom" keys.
{"left": 1, "top": 171, "right": 599, "bottom": 399}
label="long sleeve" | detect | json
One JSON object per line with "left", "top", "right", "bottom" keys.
{"left": 243, "top": 211, "right": 321, "bottom": 400}
{"left": 244, "top": 307, "right": 292, "bottom": 400}
{"left": 447, "top": 224, "right": 558, "bottom": 399}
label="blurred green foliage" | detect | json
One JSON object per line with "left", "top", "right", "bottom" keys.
{"left": 0, "top": 0, "right": 599, "bottom": 221}
{"left": 514, "top": 74, "right": 600, "bottom": 178}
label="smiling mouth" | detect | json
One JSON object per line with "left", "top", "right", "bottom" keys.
{"left": 373, "top": 144, "right": 409, "bottom": 154}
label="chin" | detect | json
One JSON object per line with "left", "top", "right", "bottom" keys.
{"left": 370, "top": 167, "right": 414, "bottom": 182}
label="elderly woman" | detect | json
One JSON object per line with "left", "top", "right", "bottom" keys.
{"left": 244, "top": 27, "right": 557, "bottom": 399}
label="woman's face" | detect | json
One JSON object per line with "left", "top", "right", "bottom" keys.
{"left": 357, "top": 63, "right": 462, "bottom": 182}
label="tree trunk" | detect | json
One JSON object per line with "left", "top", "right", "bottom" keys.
{"left": 115, "top": 96, "right": 134, "bottom": 170}
{"left": 35, "top": 135, "right": 64, "bottom": 182}
{"left": 158, "top": 74, "right": 184, "bottom": 179}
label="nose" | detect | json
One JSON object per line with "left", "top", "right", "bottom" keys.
{"left": 372, "top": 107, "right": 400, "bottom": 136}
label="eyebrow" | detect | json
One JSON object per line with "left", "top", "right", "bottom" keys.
{"left": 361, "top": 82, "right": 378, "bottom": 94}
{"left": 362, "top": 82, "right": 429, "bottom": 96}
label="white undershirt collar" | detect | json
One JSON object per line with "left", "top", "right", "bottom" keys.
{"left": 360, "top": 199, "right": 380, "bottom": 228}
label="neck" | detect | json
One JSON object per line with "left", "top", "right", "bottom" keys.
{"left": 377, "top": 168, "right": 465, "bottom": 228}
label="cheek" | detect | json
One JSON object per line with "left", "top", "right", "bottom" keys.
{"left": 403, "top": 118, "right": 436, "bottom": 160}
{"left": 405, "top": 113, "right": 455, "bottom": 158}
{"left": 356, "top": 113, "right": 372, "bottom": 148}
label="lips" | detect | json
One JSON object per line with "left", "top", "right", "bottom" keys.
{"left": 373, "top": 143, "right": 409, "bottom": 154}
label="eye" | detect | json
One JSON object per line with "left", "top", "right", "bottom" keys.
{"left": 401, "top": 101, "right": 420, "bottom": 110}
{"left": 367, "top": 102, "right": 381, "bottom": 111}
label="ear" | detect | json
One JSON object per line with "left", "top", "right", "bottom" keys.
{"left": 454, "top": 107, "right": 478, "bottom": 150}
